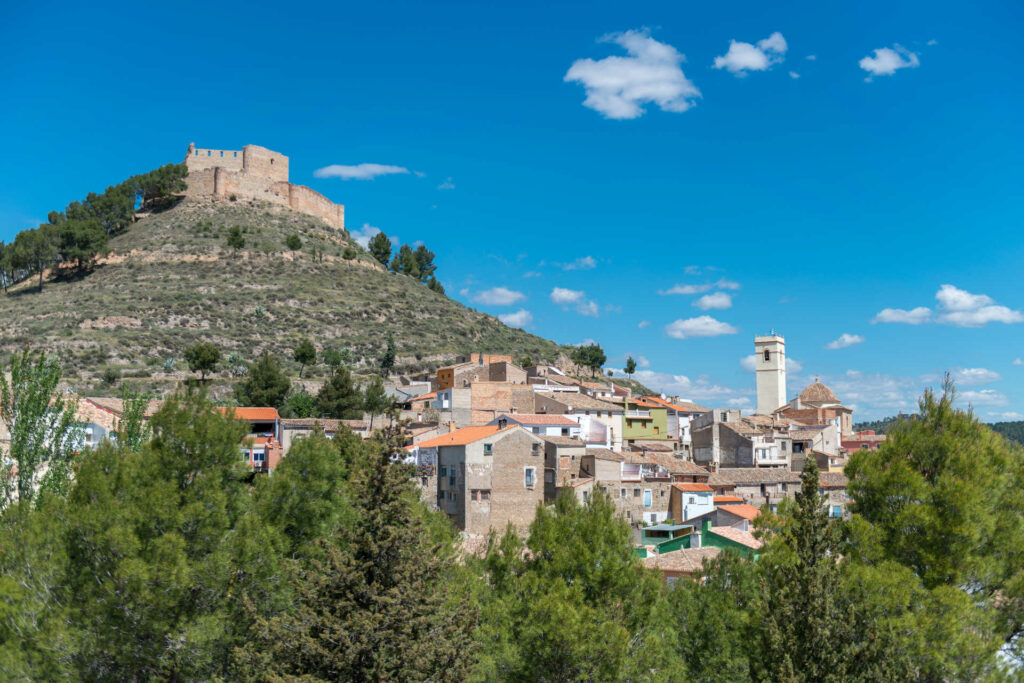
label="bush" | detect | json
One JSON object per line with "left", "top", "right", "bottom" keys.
{"left": 286, "top": 234, "right": 302, "bottom": 251}
{"left": 101, "top": 367, "right": 120, "bottom": 386}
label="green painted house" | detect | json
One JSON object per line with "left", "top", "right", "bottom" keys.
{"left": 697, "top": 519, "right": 762, "bottom": 560}
{"left": 621, "top": 397, "right": 671, "bottom": 445}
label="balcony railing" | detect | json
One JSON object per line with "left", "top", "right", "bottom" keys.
{"left": 625, "top": 410, "right": 651, "bottom": 418}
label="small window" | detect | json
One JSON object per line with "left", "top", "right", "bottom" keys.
{"left": 207, "top": 150, "right": 211, "bottom": 156}
{"left": 561, "top": 428, "right": 569, "bottom": 436}
{"left": 483, "top": 443, "right": 493, "bottom": 455}
{"left": 688, "top": 496, "right": 695, "bottom": 504}
{"left": 270, "top": 158, "right": 274, "bottom": 164}
{"left": 620, "top": 488, "right": 626, "bottom": 498}
{"left": 832, "top": 506, "right": 842, "bottom": 518}
{"left": 481, "top": 490, "right": 490, "bottom": 501}
{"left": 439, "top": 466, "right": 446, "bottom": 476}
{"left": 233, "top": 151, "right": 237, "bottom": 157}
{"left": 643, "top": 489, "right": 652, "bottom": 507}
{"left": 253, "top": 451, "right": 265, "bottom": 463}
{"left": 524, "top": 467, "right": 536, "bottom": 488}
{"left": 633, "top": 488, "right": 641, "bottom": 497}
{"left": 195, "top": 150, "right": 199, "bottom": 156}
{"left": 764, "top": 349, "right": 770, "bottom": 362}
{"left": 531, "top": 443, "right": 541, "bottom": 455}
{"left": 582, "top": 491, "right": 589, "bottom": 502}
{"left": 220, "top": 151, "right": 224, "bottom": 157}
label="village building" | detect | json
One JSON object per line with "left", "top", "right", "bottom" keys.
{"left": 216, "top": 407, "right": 283, "bottom": 472}
{"left": 843, "top": 429, "right": 887, "bottom": 451}
{"left": 279, "top": 417, "right": 370, "bottom": 452}
{"left": 640, "top": 395, "right": 710, "bottom": 454}
{"left": 641, "top": 546, "right": 722, "bottom": 585}
{"left": 533, "top": 390, "right": 625, "bottom": 451}
{"left": 691, "top": 410, "right": 795, "bottom": 469}
{"left": 774, "top": 379, "right": 855, "bottom": 437}
{"left": 489, "top": 413, "right": 581, "bottom": 438}
{"left": 668, "top": 482, "right": 715, "bottom": 522}
{"left": 621, "top": 397, "right": 673, "bottom": 449}
{"left": 716, "top": 467, "right": 802, "bottom": 511}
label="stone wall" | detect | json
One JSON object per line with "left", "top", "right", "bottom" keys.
{"left": 470, "top": 382, "right": 537, "bottom": 424}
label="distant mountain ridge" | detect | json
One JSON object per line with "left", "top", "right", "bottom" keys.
{"left": 855, "top": 415, "right": 1024, "bottom": 446}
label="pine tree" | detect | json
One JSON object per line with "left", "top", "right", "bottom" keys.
{"left": 361, "top": 375, "right": 390, "bottom": 431}
{"left": 315, "top": 366, "right": 363, "bottom": 419}
{"left": 379, "top": 332, "right": 396, "bottom": 377}
{"left": 293, "top": 338, "right": 316, "bottom": 378}
{"left": 183, "top": 341, "right": 220, "bottom": 383}
{"left": 368, "top": 231, "right": 391, "bottom": 265}
{"left": 234, "top": 352, "right": 291, "bottom": 408}
{"left": 625, "top": 356, "right": 637, "bottom": 379}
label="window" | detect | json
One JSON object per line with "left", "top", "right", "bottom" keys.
{"left": 620, "top": 488, "right": 626, "bottom": 498}
{"left": 721, "top": 412, "right": 729, "bottom": 422}
{"left": 533, "top": 427, "right": 540, "bottom": 434}
{"left": 643, "top": 489, "right": 652, "bottom": 507}
{"left": 561, "top": 428, "right": 569, "bottom": 436}
{"left": 524, "top": 467, "right": 536, "bottom": 488}
{"left": 582, "top": 491, "right": 588, "bottom": 502}
{"left": 220, "top": 151, "right": 224, "bottom": 157}
{"left": 764, "top": 349, "right": 770, "bottom": 362}
{"left": 481, "top": 490, "right": 490, "bottom": 501}
{"left": 654, "top": 426, "right": 660, "bottom": 435}
{"left": 661, "top": 489, "right": 666, "bottom": 497}
{"left": 233, "top": 151, "right": 237, "bottom": 157}
{"left": 483, "top": 443, "right": 493, "bottom": 455}
{"left": 545, "top": 470, "right": 554, "bottom": 483}
{"left": 531, "top": 443, "right": 541, "bottom": 455}
{"left": 253, "top": 451, "right": 265, "bottom": 463}
{"left": 207, "top": 150, "right": 211, "bottom": 156}
{"left": 270, "top": 158, "right": 274, "bottom": 164}
{"left": 832, "top": 505, "right": 842, "bottom": 518}
{"left": 688, "top": 496, "right": 695, "bottom": 504}
{"left": 439, "top": 466, "right": 447, "bottom": 477}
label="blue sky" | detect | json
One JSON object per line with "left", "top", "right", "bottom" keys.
{"left": 3, "top": 0, "right": 1023, "bottom": 419}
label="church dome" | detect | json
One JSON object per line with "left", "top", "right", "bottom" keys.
{"left": 799, "top": 380, "right": 838, "bottom": 404}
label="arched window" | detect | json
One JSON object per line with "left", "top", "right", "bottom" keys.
{"left": 763, "top": 349, "right": 770, "bottom": 362}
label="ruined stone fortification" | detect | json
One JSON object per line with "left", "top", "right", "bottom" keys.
{"left": 183, "top": 143, "right": 344, "bottom": 230}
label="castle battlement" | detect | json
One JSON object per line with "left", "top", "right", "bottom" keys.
{"left": 183, "top": 143, "right": 343, "bottom": 230}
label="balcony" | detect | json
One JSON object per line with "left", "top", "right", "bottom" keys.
{"left": 625, "top": 410, "right": 651, "bottom": 419}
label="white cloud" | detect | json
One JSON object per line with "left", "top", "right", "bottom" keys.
{"left": 728, "top": 397, "right": 752, "bottom": 407}
{"left": 740, "top": 355, "right": 802, "bottom": 373}
{"left": 349, "top": 223, "right": 381, "bottom": 248}
{"left": 638, "top": 320, "right": 651, "bottom": 329}
{"left": 713, "top": 32, "right": 787, "bottom": 76}
{"left": 632, "top": 369, "right": 751, "bottom": 402}
{"left": 437, "top": 177, "right": 455, "bottom": 190}
{"left": 499, "top": 309, "right": 533, "bottom": 328}
{"left": 576, "top": 300, "right": 600, "bottom": 317}
{"left": 659, "top": 278, "right": 740, "bottom": 295}
{"left": 1014, "top": 358, "right": 1023, "bottom": 366}
{"left": 694, "top": 292, "right": 732, "bottom": 310}
{"left": 559, "top": 256, "right": 597, "bottom": 271}
{"left": 472, "top": 286, "right": 525, "bottom": 306}
{"left": 313, "top": 163, "right": 412, "bottom": 180}
{"left": 550, "top": 287, "right": 584, "bottom": 305}
{"left": 990, "top": 411, "right": 1024, "bottom": 421}
{"left": 927, "top": 39, "right": 938, "bottom": 46}
{"left": 873, "top": 307, "right": 931, "bottom": 324}
{"left": 935, "top": 284, "right": 1023, "bottom": 327}
{"left": 789, "top": 71, "right": 800, "bottom": 79}
{"left": 665, "top": 316, "right": 738, "bottom": 339}
{"left": 523, "top": 271, "right": 541, "bottom": 278}
{"left": 564, "top": 29, "right": 701, "bottom": 119}
{"left": 951, "top": 367, "right": 1001, "bottom": 385}
{"left": 806, "top": 54, "right": 817, "bottom": 61}
{"left": 958, "top": 389, "right": 1008, "bottom": 407}
{"left": 825, "top": 333, "right": 865, "bottom": 350}
{"left": 859, "top": 44, "right": 920, "bottom": 80}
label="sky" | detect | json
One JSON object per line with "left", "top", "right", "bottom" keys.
{"left": 2, "top": 0, "right": 1023, "bottom": 420}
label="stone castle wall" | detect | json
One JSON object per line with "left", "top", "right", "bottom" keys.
{"left": 183, "top": 143, "right": 343, "bottom": 230}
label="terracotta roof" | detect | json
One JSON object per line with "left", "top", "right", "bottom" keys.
{"left": 220, "top": 407, "right": 280, "bottom": 421}
{"left": 641, "top": 396, "right": 710, "bottom": 414}
{"left": 819, "top": 472, "right": 849, "bottom": 488}
{"left": 641, "top": 546, "right": 722, "bottom": 573}
{"left": 408, "top": 391, "right": 437, "bottom": 402}
{"left": 718, "top": 467, "right": 801, "bottom": 484}
{"left": 623, "top": 451, "right": 709, "bottom": 476}
{"left": 707, "top": 472, "right": 736, "bottom": 487}
{"left": 628, "top": 397, "right": 665, "bottom": 409}
{"left": 708, "top": 526, "right": 763, "bottom": 549}
{"left": 799, "top": 381, "right": 839, "bottom": 404}
{"left": 540, "top": 435, "right": 586, "bottom": 447}
{"left": 714, "top": 495, "right": 745, "bottom": 504}
{"left": 674, "top": 482, "right": 713, "bottom": 493}
{"left": 535, "top": 393, "right": 624, "bottom": 412}
{"left": 500, "top": 413, "right": 578, "bottom": 426}
{"left": 413, "top": 424, "right": 505, "bottom": 448}
{"left": 717, "top": 503, "right": 761, "bottom": 521}
{"left": 844, "top": 434, "right": 887, "bottom": 443}
{"left": 585, "top": 448, "right": 625, "bottom": 462}
{"left": 564, "top": 477, "right": 594, "bottom": 488}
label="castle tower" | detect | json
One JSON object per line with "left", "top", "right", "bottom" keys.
{"left": 755, "top": 333, "right": 786, "bottom": 415}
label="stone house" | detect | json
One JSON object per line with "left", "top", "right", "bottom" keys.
{"left": 434, "top": 424, "right": 545, "bottom": 536}
{"left": 437, "top": 358, "right": 526, "bottom": 391}
{"left": 534, "top": 390, "right": 625, "bottom": 451}
{"left": 641, "top": 546, "right": 722, "bottom": 585}
{"left": 774, "top": 380, "right": 854, "bottom": 437}
{"left": 820, "top": 472, "right": 850, "bottom": 518}
{"left": 279, "top": 418, "right": 370, "bottom": 452}
{"left": 541, "top": 435, "right": 589, "bottom": 500}
{"left": 691, "top": 410, "right": 795, "bottom": 469}
{"left": 716, "top": 467, "right": 802, "bottom": 511}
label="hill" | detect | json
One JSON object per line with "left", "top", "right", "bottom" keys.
{"left": 856, "top": 415, "right": 1024, "bottom": 446}
{"left": 0, "top": 196, "right": 564, "bottom": 390}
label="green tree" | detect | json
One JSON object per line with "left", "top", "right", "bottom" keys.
{"left": 379, "top": 332, "right": 396, "bottom": 377}
{"left": 234, "top": 352, "right": 291, "bottom": 408}
{"left": 238, "top": 430, "right": 477, "bottom": 680}
{"left": 293, "top": 338, "right": 316, "bottom": 378}
{"left": 183, "top": 341, "right": 221, "bottom": 382}
{"left": 115, "top": 385, "right": 151, "bottom": 452}
{"left": 414, "top": 244, "right": 436, "bottom": 282}
{"left": 362, "top": 375, "right": 390, "bottom": 431}
{"left": 226, "top": 225, "right": 245, "bottom": 253}
{"left": 477, "top": 491, "right": 683, "bottom": 680}
{"left": 427, "top": 276, "right": 445, "bottom": 295}
{"left": 315, "top": 367, "right": 363, "bottom": 419}
{"left": 368, "top": 231, "right": 392, "bottom": 265}
{"left": 571, "top": 342, "right": 607, "bottom": 377}
{"left": 624, "top": 356, "right": 637, "bottom": 379}
{"left": 845, "top": 377, "right": 1024, "bottom": 670}
{"left": 323, "top": 346, "right": 352, "bottom": 375}
{"left": 57, "top": 218, "right": 108, "bottom": 275}
{"left": 285, "top": 234, "right": 302, "bottom": 251}
{"left": 280, "top": 390, "right": 316, "bottom": 418}
{"left": 0, "top": 349, "right": 82, "bottom": 507}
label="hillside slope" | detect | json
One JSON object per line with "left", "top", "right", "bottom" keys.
{"left": 0, "top": 197, "right": 562, "bottom": 387}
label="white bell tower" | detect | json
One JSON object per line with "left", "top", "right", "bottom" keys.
{"left": 755, "top": 333, "right": 786, "bottom": 415}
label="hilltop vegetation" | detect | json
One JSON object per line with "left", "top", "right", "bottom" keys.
{"left": 857, "top": 414, "right": 1024, "bottom": 446}
{"left": 0, "top": 191, "right": 563, "bottom": 389}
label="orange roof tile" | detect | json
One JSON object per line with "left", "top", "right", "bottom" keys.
{"left": 714, "top": 495, "right": 745, "bottom": 504}
{"left": 413, "top": 424, "right": 504, "bottom": 448}
{"left": 708, "top": 526, "right": 763, "bottom": 549}
{"left": 219, "top": 406, "right": 280, "bottom": 421}
{"left": 718, "top": 504, "right": 761, "bottom": 521}
{"left": 408, "top": 391, "right": 437, "bottom": 402}
{"left": 674, "top": 482, "right": 713, "bottom": 493}
{"left": 500, "top": 413, "right": 578, "bottom": 426}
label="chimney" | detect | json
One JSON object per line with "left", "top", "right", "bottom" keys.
{"left": 447, "top": 421, "right": 457, "bottom": 433}
{"left": 498, "top": 417, "right": 508, "bottom": 429}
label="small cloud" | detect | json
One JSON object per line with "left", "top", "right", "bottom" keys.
{"left": 935, "top": 284, "right": 1023, "bottom": 327}
{"left": 550, "top": 287, "right": 584, "bottom": 305}
{"left": 638, "top": 320, "right": 651, "bottom": 329}
{"left": 604, "top": 303, "right": 623, "bottom": 314}
{"left": 313, "top": 163, "right": 413, "bottom": 180}
{"left": 499, "top": 309, "right": 533, "bottom": 328}
{"left": 349, "top": 223, "right": 381, "bottom": 248}
{"left": 438, "top": 177, "right": 455, "bottom": 190}
{"left": 576, "top": 300, "right": 600, "bottom": 317}
{"left": 564, "top": 29, "right": 701, "bottom": 119}
{"left": 991, "top": 411, "right": 1024, "bottom": 421}
{"left": 873, "top": 307, "right": 931, "bottom": 325}
{"left": 523, "top": 271, "right": 541, "bottom": 278}
{"left": 713, "top": 32, "right": 788, "bottom": 76}
{"left": 559, "top": 256, "right": 597, "bottom": 271}
{"left": 825, "top": 333, "right": 865, "bottom": 350}
{"left": 805, "top": 54, "right": 817, "bottom": 61}
{"left": 958, "top": 389, "right": 1008, "bottom": 407}
{"left": 665, "top": 316, "right": 738, "bottom": 339}
{"left": 741, "top": 355, "right": 802, "bottom": 373}
{"left": 660, "top": 278, "right": 739, "bottom": 296}
{"left": 471, "top": 286, "right": 526, "bottom": 306}
{"left": 684, "top": 265, "right": 702, "bottom": 275}
{"left": 789, "top": 71, "right": 800, "bottom": 79}
{"left": 1014, "top": 358, "right": 1023, "bottom": 366}
{"left": 951, "top": 367, "right": 1001, "bottom": 385}
{"left": 927, "top": 39, "right": 938, "bottom": 46}
{"left": 694, "top": 292, "right": 732, "bottom": 310}
{"left": 859, "top": 44, "right": 920, "bottom": 81}
{"left": 727, "top": 397, "right": 752, "bottom": 407}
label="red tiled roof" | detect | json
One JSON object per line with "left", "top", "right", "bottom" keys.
{"left": 413, "top": 424, "right": 504, "bottom": 448}
{"left": 714, "top": 495, "right": 745, "bottom": 504}
{"left": 641, "top": 546, "right": 721, "bottom": 573}
{"left": 641, "top": 396, "right": 711, "bottom": 414}
{"left": 219, "top": 406, "right": 280, "bottom": 421}
{"left": 408, "top": 391, "right": 437, "bottom": 402}
{"left": 708, "top": 526, "right": 763, "bottom": 549}
{"left": 718, "top": 503, "right": 761, "bottom": 521}
{"left": 674, "top": 482, "right": 713, "bottom": 493}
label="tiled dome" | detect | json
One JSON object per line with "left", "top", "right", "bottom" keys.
{"left": 799, "top": 380, "right": 838, "bottom": 404}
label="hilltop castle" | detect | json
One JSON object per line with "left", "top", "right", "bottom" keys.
{"left": 183, "top": 143, "right": 345, "bottom": 230}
